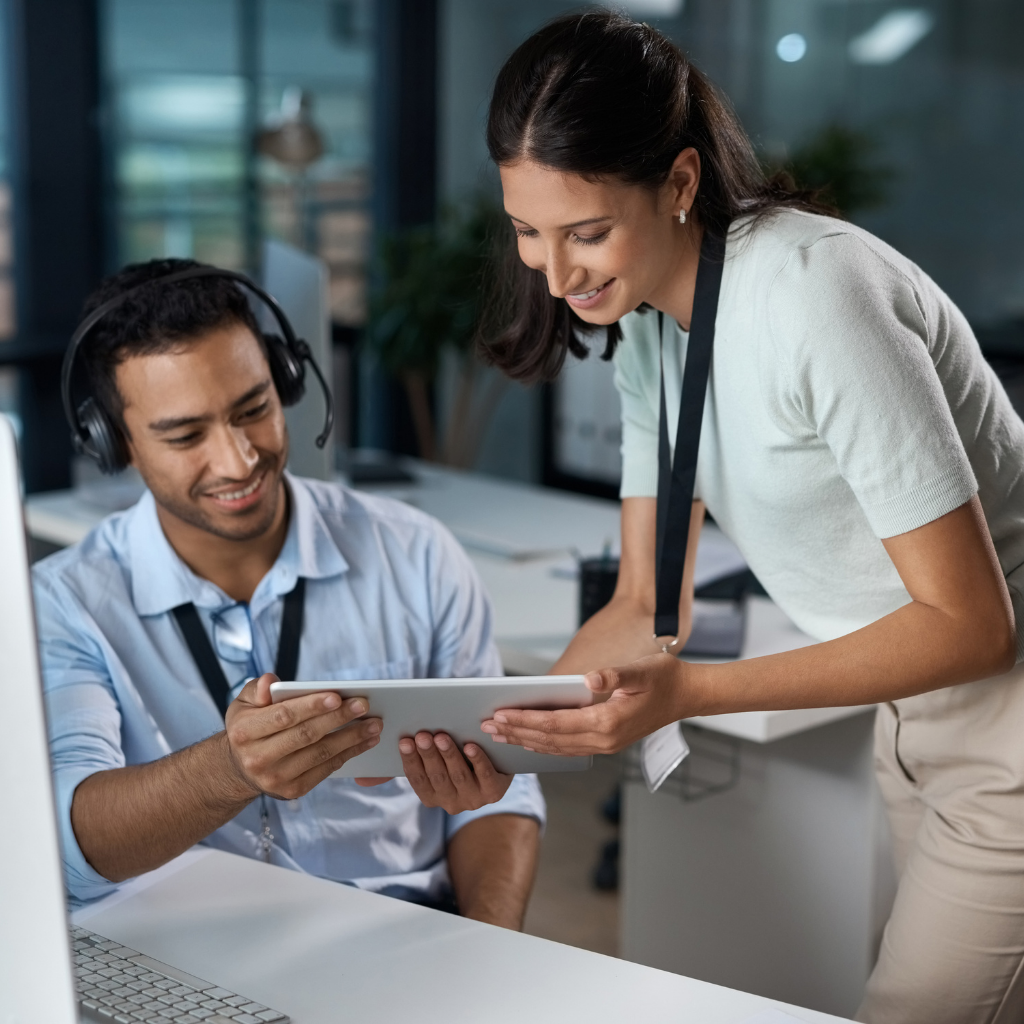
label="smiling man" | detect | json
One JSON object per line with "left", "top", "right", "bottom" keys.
{"left": 34, "top": 259, "right": 543, "bottom": 926}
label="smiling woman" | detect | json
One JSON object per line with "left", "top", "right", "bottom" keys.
{"left": 481, "top": 12, "right": 831, "bottom": 383}
{"left": 477, "top": 10, "right": 1024, "bottom": 1024}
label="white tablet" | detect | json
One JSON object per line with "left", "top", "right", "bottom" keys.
{"left": 269, "top": 675, "right": 593, "bottom": 776}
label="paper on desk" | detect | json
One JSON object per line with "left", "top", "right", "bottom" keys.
{"left": 740, "top": 1010, "right": 812, "bottom": 1024}
{"left": 641, "top": 722, "right": 689, "bottom": 793}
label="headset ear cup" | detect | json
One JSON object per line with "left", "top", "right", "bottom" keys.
{"left": 264, "top": 333, "right": 306, "bottom": 407}
{"left": 77, "top": 397, "right": 128, "bottom": 475}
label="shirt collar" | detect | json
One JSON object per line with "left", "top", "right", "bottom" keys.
{"left": 128, "top": 472, "right": 348, "bottom": 617}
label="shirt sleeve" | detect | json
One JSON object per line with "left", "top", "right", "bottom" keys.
{"left": 766, "top": 233, "right": 978, "bottom": 538}
{"left": 32, "top": 571, "right": 127, "bottom": 904}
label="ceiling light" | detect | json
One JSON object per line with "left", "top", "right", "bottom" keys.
{"left": 776, "top": 33, "right": 807, "bottom": 62}
{"left": 848, "top": 9, "right": 934, "bottom": 65}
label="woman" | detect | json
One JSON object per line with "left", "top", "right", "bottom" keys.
{"left": 477, "top": 11, "right": 1024, "bottom": 1024}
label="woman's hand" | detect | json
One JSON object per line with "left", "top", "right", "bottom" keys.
{"left": 481, "top": 653, "right": 694, "bottom": 756}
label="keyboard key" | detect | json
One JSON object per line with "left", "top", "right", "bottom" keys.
{"left": 111, "top": 946, "right": 141, "bottom": 957}
{"left": 170, "top": 985, "right": 197, "bottom": 997}
{"left": 239, "top": 1004, "right": 266, "bottom": 1014}
{"left": 204, "top": 1018, "right": 237, "bottom": 1024}
{"left": 131, "top": 1013, "right": 158, "bottom": 1021}
{"left": 200, "top": 1000, "right": 226, "bottom": 1010}
{"left": 115, "top": 1015, "right": 134, "bottom": 1024}
{"left": 97, "top": 1009, "right": 117, "bottom": 1020}
{"left": 81, "top": 999, "right": 101, "bottom": 1011}
{"left": 141, "top": 973, "right": 165, "bottom": 983}
{"left": 154, "top": 979, "right": 177, "bottom": 990}
{"left": 255, "top": 1013, "right": 286, "bottom": 1022}
{"left": 204, "top": 989, "right": 233, "bottom": 1000}
{"left": 233, "top": 1016, "right": 262, "bottom": 1024}
{"left": 188, "top": 1011, "right": 215, "bottom": 1020}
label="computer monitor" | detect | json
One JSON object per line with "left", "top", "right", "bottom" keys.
{"left": 0, "top": 416, "right": 78, "bottom": 1024}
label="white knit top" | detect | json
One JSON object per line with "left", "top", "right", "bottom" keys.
{"left": 614, "top": 208, "right": 1024, "bottom": 656}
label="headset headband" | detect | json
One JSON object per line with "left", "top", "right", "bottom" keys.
{"left": 62, "top": 265, "right": 334, "bottom": 453}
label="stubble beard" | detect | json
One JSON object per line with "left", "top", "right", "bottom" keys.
{"left": 153, "top": 456, "right": 285, "bottom": 543}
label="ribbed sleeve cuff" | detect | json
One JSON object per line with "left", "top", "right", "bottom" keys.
{"left": 865, "top": 465, "right": 978, "bottom": 539}
{"left": 620, "top": 459, "right": 659, "bottom": 499}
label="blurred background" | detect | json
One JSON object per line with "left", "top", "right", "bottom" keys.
{"left": 1, "top": 0, "right": 1021, "bottom": 497}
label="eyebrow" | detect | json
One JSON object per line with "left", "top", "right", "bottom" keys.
{"left": 507, "top": 213, "right": 613, "bottom": 230}
{"left": 147, "top": 381, "right": 271, "bottom": 432}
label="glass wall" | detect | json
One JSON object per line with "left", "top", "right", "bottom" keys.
{"left": 102, "top": 0, "right": 373, "bottom": 324}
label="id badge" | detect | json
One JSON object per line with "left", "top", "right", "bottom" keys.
{"left": 640, "top": 721, "right": 689, "bottom": 793}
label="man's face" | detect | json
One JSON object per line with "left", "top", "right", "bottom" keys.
{"left": 117, "top": 321, "right": 289, "bottom": 542}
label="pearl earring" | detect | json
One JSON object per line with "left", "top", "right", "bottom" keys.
{"left": 678, "top": 208, "right": 687, "bottom": 225}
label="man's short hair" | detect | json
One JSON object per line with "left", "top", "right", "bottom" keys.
{"left": 78, "top": 258, "right": 263, "bottom": 436}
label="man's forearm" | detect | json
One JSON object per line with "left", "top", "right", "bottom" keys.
{"left": 447, "top": 813, "right": 540, "bottom": 930}
{"left": 71, "top": 732, "right": 258, "bottom": 883}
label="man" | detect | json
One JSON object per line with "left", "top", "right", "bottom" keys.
{"left": 36, "top": 259, "right": 543, "bottom": 928}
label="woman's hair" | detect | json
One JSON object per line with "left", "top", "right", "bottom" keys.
{"left": 479, "top": 9, "right": 834, "bottom": 383}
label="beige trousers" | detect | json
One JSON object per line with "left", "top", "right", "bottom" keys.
{"left": 857, "top": 663, "right": 1024, "bottom": 1024}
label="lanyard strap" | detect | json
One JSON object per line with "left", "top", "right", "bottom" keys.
{"left": 654, "top": 228, "right": 727, "bottom": 648}
{"left": 171, "top": 576, "right": 306, "bottom": 717}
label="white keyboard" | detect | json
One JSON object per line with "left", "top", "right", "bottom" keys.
{"left": 70, "top": 926, "right": 290, "bottom": 1024}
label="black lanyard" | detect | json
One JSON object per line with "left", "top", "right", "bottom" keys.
{"left": 654, "top": 228, "right": 727, "bottom": 648}
{"left": 172, "top": 576, "right": 306, "bottom": 717}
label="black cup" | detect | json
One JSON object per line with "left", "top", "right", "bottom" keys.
{"left": 579, "top": 556, "right": 620, "bottom": 626}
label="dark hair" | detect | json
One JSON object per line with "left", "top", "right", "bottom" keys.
{"left": 79, "top": 258, "right": 262, "bottom": 434}
{"left": 480, "top": 10, "right": 834, "bottom": 383}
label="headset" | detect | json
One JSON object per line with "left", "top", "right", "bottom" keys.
{"left": 61, "top": 265, "right": 334, "bottom": 475}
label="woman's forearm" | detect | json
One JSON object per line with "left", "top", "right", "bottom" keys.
{"left": 685, "top": 595, "right": 1015, "bottom": 719}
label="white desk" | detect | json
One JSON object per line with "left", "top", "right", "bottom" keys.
{"left": 71, "top": 847, "right": 850, "bottom": 1024}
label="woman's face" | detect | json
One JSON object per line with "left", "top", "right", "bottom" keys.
{"left": 499, "top": 156, "right": 697, "bottom": 325}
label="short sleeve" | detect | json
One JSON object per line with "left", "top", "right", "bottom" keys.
{"left": 32, "top": 571, "right": 126, "bottom": 903}
{"left": 614, "top": 312, "right": 662, "bottom": 498}
{"left": 766, "top": 234, "right": 978, "bottom": 538}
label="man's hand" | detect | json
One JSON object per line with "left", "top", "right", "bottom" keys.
{"left": 377, "top": 732, "right": 514, "bottom": 813}
{"left": 224, "top": 674, "right": 382, "bottom": 800}
{"left": 480, "top": 654, "right": 690, "bottom": 756}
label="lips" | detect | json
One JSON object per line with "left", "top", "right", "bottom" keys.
{"left": 565, "top": 278, "right": 614, "bottom": 310}
{"left": 202, "top": 471, "right": 267, "bottom": 512}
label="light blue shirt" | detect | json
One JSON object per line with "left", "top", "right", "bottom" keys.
{"left": 33, "top": 474, "right": 545, "bottom": 905}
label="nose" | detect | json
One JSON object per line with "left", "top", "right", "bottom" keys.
{"left": 543, "top": 246, "right": 584, "bottom": 299}
{"left": 209, "top": 422, "right": 259, "bottom": 480}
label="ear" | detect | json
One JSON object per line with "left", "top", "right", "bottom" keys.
{"left": 664, "top": 147, "right": 701, "bottom": 218}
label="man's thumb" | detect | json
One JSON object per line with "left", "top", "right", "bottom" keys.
{"left": 252, "top": 672, "right": 279, "bottom": 707}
